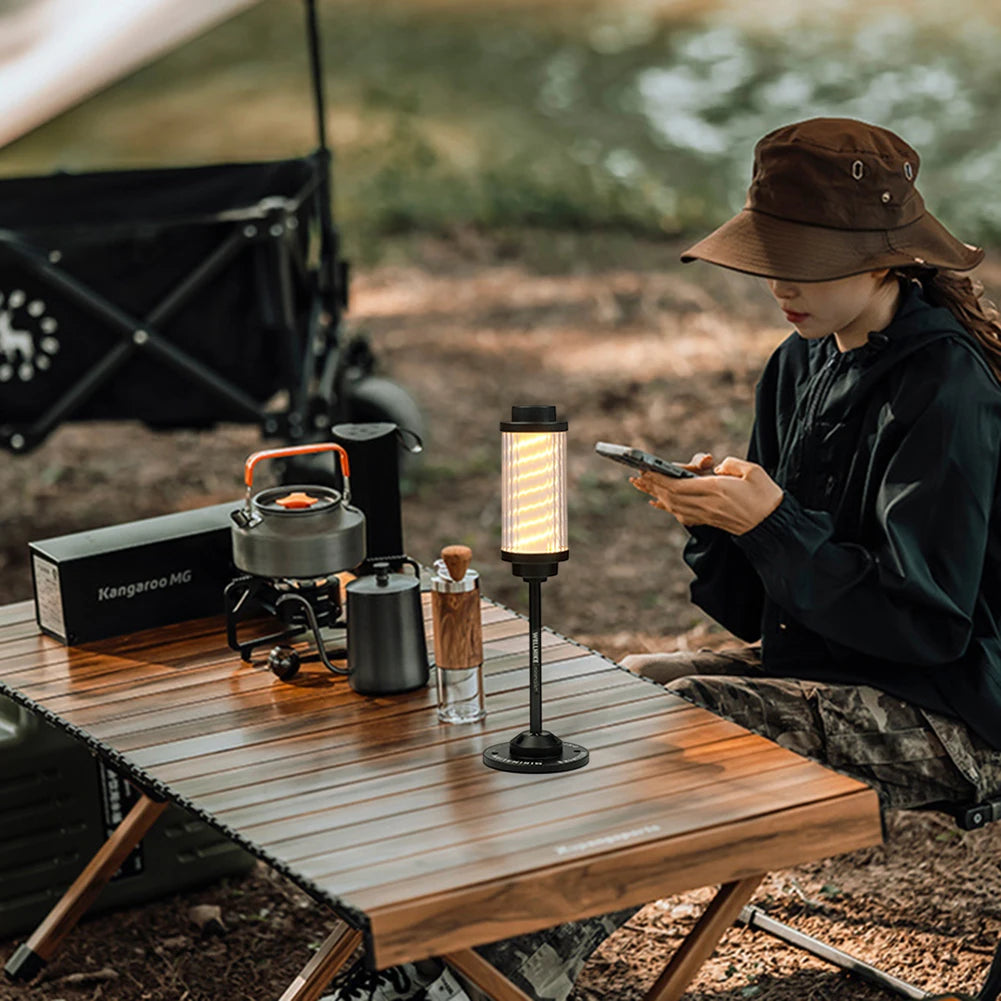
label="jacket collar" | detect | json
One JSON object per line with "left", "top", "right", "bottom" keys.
{"left": 812, "top": 276, "right": 975, "bottom": 417}
{"left": 842, "top": 276, "right": 964, "bottom": 365}
{"left": 870, "top": 276, "right": 960, "bottom": 344}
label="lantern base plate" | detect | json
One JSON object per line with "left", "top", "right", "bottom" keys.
{"left": 483, "top": 733, "right": 589, "bottom": 773}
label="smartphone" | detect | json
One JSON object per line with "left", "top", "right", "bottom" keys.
{"left": 594, "top": 441, "right": 697, "bottom": 479}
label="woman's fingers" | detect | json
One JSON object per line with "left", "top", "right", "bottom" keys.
{"left": 630, "top": 457, "right": 782, "bottom": 533}
{"left": 713, "top": 455, "right": 754, "bottom": 476}
{"left": 684, "top": 452, "right": 715, "bottom": 471}
{"left": 630, "top": 470, "right": 675, "bottom": 495}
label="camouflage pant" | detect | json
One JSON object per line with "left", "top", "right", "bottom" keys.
{"left": 321, "top": 908, "right": 639, "bottom": 1001}
{"left": 625, "top": 645, "right": 1001, "bottom": 812}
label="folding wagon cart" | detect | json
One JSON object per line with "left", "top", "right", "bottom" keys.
{"left": 0, "top": 0, "right": 423, "bottom": 462}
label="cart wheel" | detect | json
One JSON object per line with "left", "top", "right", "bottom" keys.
{"left": 343, "top": 375, "right": 426, "bottom": 484}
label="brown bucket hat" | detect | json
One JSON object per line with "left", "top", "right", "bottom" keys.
{"left": 681, "top": 117, "right": 984, "bottom": 282}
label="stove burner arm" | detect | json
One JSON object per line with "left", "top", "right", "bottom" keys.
{"left": 276, "top": 592, "right": 349, "bottom": 675}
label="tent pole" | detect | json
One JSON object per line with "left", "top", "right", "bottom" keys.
{"left": 303, "top": 0, "right": 343, "bottom": 315}
{"left": 305, "top": 0, "right": 329, "bottom": 158}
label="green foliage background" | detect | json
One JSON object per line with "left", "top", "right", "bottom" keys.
{"left": 1, "top": 0, "right": 999, "bottom": 260}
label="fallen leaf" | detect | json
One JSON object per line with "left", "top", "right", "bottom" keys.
{"left": 54, "top": 968, "right": 118, "bottom": 985}
{"left": 188, "top": 903, "right": 227, "bottom": 935}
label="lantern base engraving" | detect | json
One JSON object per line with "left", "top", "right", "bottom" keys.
{"left": 483, "top": 730, "right": 589, "bottom": 773}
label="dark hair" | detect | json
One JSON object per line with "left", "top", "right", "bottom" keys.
{"left": 893, "top": 266, "right": 1001, "bottom": 383}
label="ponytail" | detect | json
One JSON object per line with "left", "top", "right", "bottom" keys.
{"left": 894, "top": 266, "right": 1001, "bottom": 384}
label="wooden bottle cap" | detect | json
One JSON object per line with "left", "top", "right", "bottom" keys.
{"left": 441, "top": 544, "right": 472, "bottom": 582}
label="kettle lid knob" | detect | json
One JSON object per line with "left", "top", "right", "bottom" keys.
{"left": 373, "top": 561, "right": 391, "bottom": 586}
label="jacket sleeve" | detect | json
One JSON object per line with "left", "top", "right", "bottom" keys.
{"left": 681, "top": 348, "right": 789, "bottom": 641}
{"left": 684, "top": 525, "right": 764, "bottom": 641}
{"left": 734, "top": 346, "right": 1001, "bottom": 665}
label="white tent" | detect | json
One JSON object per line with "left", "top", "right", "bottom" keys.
{"left": 0, "top": 0, "right": 262, "bottom": 149}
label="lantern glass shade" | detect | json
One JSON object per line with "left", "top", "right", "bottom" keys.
{"left": 501, "top": 428, "right": 567, "bottom": 557}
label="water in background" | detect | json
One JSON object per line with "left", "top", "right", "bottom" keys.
{"left": 0, "top": 0, "right": 999, "bottom": 258}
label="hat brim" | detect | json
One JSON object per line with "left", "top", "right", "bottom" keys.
{"left": 680, "top": 208, "right": 984, "bottom": 281}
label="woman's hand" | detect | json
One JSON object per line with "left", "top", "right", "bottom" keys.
{"left": 630, "top": 455, "right": 783, "bottom": 535}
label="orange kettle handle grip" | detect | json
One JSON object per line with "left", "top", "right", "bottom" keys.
{"left": 243, "top": 442, "right": 350, "bottom": 489}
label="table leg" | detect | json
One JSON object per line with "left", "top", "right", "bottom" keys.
{"left": 643, "top": 874, "right": 765, "bottom": 1001}
{"left": 278, "top": 920, "right": 363, "bottom": 1001}
{"left": 4, "top": 792, "right": 168, "bottom": 982}
{"left": 444, "top": 949, "right": 534, "bottom": 1001}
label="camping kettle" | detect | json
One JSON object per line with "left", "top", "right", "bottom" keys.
{"left": 230, "top": 442, "right": 366, "bottom": 579}
{"left": 346, "top": 559, "right": 429, "bottom": 695}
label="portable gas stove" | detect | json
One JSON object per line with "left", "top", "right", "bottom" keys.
{"left": 224, "top": 442, "right": 366, "bottom": 679}
{"left": 223, "top": 572, "right": 346, "bottom": 679}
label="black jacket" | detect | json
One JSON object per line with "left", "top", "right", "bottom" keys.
{"left": 684, "top": 278, "right": 1001, "bottom": 750}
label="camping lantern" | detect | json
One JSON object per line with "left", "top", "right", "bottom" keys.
{"left": 500, "top": 407, "right": 569, "bottom": 574}
{"left": 484, "top": 405, "right": 588, "bottom": 774}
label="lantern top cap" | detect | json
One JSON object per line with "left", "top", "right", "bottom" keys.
{"left": 500, "top": 404, "right": 568, "bottom": 433}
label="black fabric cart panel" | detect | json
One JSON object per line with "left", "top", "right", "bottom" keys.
{"left": 0, "top": 158, "right": 323, "bottom": 428}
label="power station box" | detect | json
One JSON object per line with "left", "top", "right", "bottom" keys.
{"left": 29, "top": 502, "right": 237, "bottom": 645}
{"left": 0, "top": 695, "right": 255, "bottom": 938}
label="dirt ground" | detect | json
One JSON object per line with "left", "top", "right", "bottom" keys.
{"left": 3, "top": 231, "right": 1001, "bottom": 1000}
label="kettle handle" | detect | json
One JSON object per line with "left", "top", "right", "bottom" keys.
{"left": 370, "top": 557, "right": 421, "bottom": 579}
{"left": 242, "top": 443, "right": 352, "bottom": 508}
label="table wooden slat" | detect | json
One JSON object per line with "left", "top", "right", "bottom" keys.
{"left": 219, "top": 729, "right": 762, "bottom": 840}
{"left": 112, "top": 668, "right": 640, "bottom": 761}
{"left": 0, "top": 597, "right": 883, "bottom": 971}
{"left": 0, "top": 599, "right": 35, "bottom": 628}
{"left": 262, "top": 738, "right": 793, "bottom": 873}
{"left": 139, "top": 682, "right": 671, "bottom": 780}
{"left": 143, "top": 696, "right": 682, "bottom": 816}
{"left": 190, "top": 708, "right": 735, "bottom": 813}
{"left": 152, "top": 684, "right": 684, "bottom": 792}
{"left": 282, "top": 742, "right": 844, "bottom": 885}
{"left": 55, "top": 649, "right": 603, "bottom": 732}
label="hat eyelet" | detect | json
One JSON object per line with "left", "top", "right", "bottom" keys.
{"left": 881, "top": 191, "right": 892, "bottom": 203}
{"left": 852, "top": 160, "right": 865, "bottom": 180}
{"left": 903, "top": 161, "right": 914, "bottom": 180}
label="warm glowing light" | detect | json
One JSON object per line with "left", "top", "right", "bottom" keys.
{"left": 502, "top": 430, "right": 567, "bottom": 555}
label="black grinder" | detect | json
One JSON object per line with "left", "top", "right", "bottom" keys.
{"left": 330, "top": 422, "right": 418, "bottom": 567}
{"left": 278, "top": 422, "right": 419, "bottom": 568}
